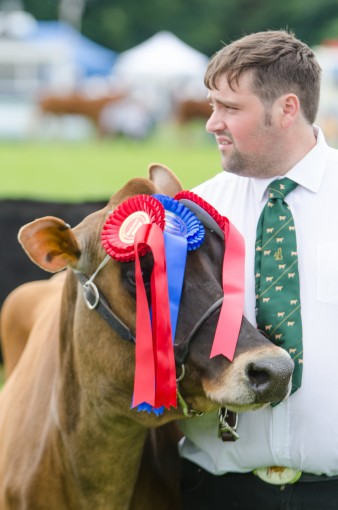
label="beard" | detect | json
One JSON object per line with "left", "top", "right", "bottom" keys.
{"left": 221, "top": 149, "right": 271, "bottom": 177}
{"left": 220, "top": 128, "right": 284, "bottom": 178}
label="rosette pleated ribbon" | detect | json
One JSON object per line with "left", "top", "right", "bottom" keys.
{"left": 101, "top": 194, "right": 204, "bottom": 414}
{"left": 175, "top": 191, "right": 245, "bottom": 362}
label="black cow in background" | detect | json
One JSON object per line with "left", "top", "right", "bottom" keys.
{"left": 0, "top": 199, "right": 106, "bottom": 360}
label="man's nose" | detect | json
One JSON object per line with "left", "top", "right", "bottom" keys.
{"left": 206, "top": 110, "right": 225, "bottom": 134}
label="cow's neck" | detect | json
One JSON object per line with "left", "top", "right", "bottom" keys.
{"left": 58, "top": 402, "right": 147, "bottom": 509}
{"left": 55, "top": 273, "right": 148, "bottom": 509}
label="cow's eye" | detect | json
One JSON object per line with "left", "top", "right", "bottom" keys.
{"left": 126, "top": 267, "right": 152, "bottom": 287}
{"left": 122, "top": 253, "right": 153, "bottom": 294}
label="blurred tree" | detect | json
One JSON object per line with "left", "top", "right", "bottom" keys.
{"left": 19, "top": 0, "right": 338, "bottom": 55}
{"left": 59, "top": 0, "right": 85, "bottom": 31}
{"left": 20, "top": 0, "right": 57, "bottom": 20}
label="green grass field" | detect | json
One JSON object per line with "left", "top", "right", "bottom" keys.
{"left": 0, "top": 123, "right": 221, "bottom": 202}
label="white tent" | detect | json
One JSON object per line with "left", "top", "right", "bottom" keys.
{"left": 112, "top": 31, "right": 209, "bottom": 119}
{"left": 114, "top": 31, "right": 208, "bottom": 80}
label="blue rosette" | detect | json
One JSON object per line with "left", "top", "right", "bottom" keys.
{"left": 153, "top": 194, "right": 205, "bottom": 250}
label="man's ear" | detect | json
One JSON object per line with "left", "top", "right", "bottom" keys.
{"left": 278, "top": 93, "right": 300, "bottom": 128}
{"left": 18, "top": 216, "right": 81, "bottom": 273}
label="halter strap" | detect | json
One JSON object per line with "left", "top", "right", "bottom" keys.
{"left": 74, "top": 270, "right": 135, "bottom": 343}
{"left": 174, "top": 297, "right": 224, "bottom": 366}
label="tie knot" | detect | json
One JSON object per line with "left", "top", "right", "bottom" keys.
{"left": 268, "top": 178, "right": 298, "bottom": 201}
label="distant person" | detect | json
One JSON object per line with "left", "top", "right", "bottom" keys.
{"left": 179, "top": 29, "right": 338, "bottom": 510}
{"left": 99, "top": 99, "right": 154, "bottom": 139}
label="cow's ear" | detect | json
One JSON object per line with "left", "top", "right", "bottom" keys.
{"left": 148, "top": 163, "right": 183, "bottom": 197}
{"left": 18, "top": 216, "right": 81, "bottom": 273}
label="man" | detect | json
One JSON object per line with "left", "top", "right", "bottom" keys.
{"left": 179, "top": 30, "right": 338, "bottom": 510}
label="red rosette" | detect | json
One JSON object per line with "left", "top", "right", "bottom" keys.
{"left": 175, "top": 190, "right": 226, "bottom": 232}
{"left": 101, "top": 195, "right": 165, "bottom": 261}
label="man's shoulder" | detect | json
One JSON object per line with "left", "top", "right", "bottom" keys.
{"left": 192, "top": 172, "right": 250, "bottom": 214}
{"left": 193, "top": 171, "right": 238, "bottom": 197}
{"left": 326, "top": 145, "right": 338, "bottom": 163}
{"left": 323, "top": 145, "right": 338, "bottom": 184}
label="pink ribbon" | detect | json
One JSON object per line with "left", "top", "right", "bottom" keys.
{"left": 210, "top": 218, "right": 245, "bottom": 361}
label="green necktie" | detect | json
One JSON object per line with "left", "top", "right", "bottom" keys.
{"left": 255, "top": 177, "right": 303, "bottom": 394}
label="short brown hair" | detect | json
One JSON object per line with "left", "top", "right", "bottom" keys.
{"left": 205, "top": 30, "right": 321, "bottom": 124}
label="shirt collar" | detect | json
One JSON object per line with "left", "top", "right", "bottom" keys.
{"left": 253, "top": 126, "right": 327, "bottom": 203}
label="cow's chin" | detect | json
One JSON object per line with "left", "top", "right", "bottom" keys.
{"left": 187, "top": 395, "right": 277, "bottom": 415}
{"left": 202, "top": 376, "right": 292, "bottom": 413}
{"left": 225, "top": 402, "right": 270, "bottom": 413}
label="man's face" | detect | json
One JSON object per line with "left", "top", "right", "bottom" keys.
{"left": 206, "top": 71, "right": 284, "bottom": 178}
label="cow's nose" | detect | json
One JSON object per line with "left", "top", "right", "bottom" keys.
{"left": 246, "top": 355, "right": 294, "bottom": 402}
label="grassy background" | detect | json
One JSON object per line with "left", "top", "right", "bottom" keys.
{"left": 0, "top": 123, "right": 221, "bottom": 202}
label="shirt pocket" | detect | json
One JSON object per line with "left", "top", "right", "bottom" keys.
{"left": 316, "top": 242, "right": 338, "bottom": 304}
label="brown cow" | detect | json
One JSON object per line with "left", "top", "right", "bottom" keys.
{"left": 38, "top": 91, "right": 127, "bottom": 136}
{"left": 176, "top": 99, "right": 212, "bottom": 125}
{"left": 0, "top": 164, "right": 293, "bottom": 509}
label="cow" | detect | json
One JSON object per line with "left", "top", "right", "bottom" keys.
{"left": 0, "top": 164, "right": 294, "bottom": 509}
{"left": 38, "top": 91, "right": 127, "bottom": 136}
{"left": 176, "top": 99, "right": 212, "bottom": 125}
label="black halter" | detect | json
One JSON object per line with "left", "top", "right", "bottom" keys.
{"left": 74, "top": 269, "right": 224, "bottom": 360}
{"left": 75, "top": 271, "right": 135, "bottom": 343}
{"left": 174, "top": 297, "right": 224, "bottom": 366}
{"left": 74, "top": 262, "right": 239, "bottom": 442}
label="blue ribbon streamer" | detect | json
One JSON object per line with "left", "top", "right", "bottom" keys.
{"left": 163, "top": 230, "right": 187, "bottom": 339}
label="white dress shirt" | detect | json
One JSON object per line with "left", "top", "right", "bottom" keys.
{"left": 179, "top": 127, "right": 338, "bottom": 476}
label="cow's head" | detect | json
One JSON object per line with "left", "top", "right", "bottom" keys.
{"left": 18, "top": 165, "right": 293, "bottom": 428}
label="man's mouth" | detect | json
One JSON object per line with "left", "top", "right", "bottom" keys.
{"left": 217, "top": 137, "right": 233, "bottom": 150}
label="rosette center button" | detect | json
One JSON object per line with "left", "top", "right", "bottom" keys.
{"left": 120, "top": 212, "right": 150, "bottom": 244}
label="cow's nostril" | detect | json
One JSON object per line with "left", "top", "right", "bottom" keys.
{"left": 247, "top": 365, "right": 270, "bottom": 390}
{"left": 245, "top": 356, "right": 293, "bottom": 402}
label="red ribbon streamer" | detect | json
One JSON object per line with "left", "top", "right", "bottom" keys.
{"left": 210, "top": 218, "right": 245, "bottom": 361}
{"left": 132, "top": 223, "right": 177, "bottom": 409}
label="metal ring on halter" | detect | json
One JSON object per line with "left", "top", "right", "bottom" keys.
{"left": 83, "top": 281, "right": 100, "bottom": 310}
{"left": 176, "top": 364, "right": 186, "bottom": 383}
